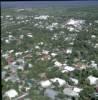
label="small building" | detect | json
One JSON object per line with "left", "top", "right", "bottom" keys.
{"left": 54, "top": 61, "right": 62, "bottom": 67}
{"left": 44, "top": 88, "right": 58, "bottom": 100}
{"left": 40, "top": 80, "right": 52, "bottom": 88}
{"left": 87, "top": 75, "right": 98, "bottom": 85}
{"left": 2, "top": 71, "right": 7, "bottom": 79}
{"left": 70, "top": 78, "right": 79, "bottom": 85}
{"left": 61, "top": 66, "right": 75, "bottom": 73}
{"left": 4, "top": 74, "right": 20, "bottom": 83}
{"left": 11, "top": 59, "right": 25, "bottom": 71}
{"left": 4, "top": 89, "right": 18, "bottom": 100}
{"left": 40, "top": 78, "right": 66, "bottom": 88}
{"left": 50, "top": 78, "right": 66, "bottom": 87}
{"left": 63, "top": 87, "right": 82, "bottom": 100}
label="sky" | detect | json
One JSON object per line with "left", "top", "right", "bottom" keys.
{"left": 1, "top": 1, "right": 98, "bottom": 8}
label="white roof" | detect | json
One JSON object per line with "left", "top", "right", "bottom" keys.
{"left": 94, "top": 43, "right": 98, "bottom": 48}
{"left": 27, "top": 34, "right": 33, "bottom": 38}
{"left": 2, "top": 53, "right": 9, "bottom": 59}
{"left": 17, "top": 9, "right": 24, "bottom": 11}
{"left": 18, "top": 65, "right": 24, "bottom": 70}
{"left": 9, "top": 50, "right": 14, "bottom": 53}
{"left": 8, "top": 35, "right": 13, "bottom": 38}
{"left": 66, "top": 49, "right": 72, "bottom": 54}
{"left": 2, "top": 71, "right": 7, "bottom": 79}
{"left": 67, "top": 19, "right": 77, "bottom": 25}
{"left": 42, "top": 50, "right": 49, "bottom": 55}
{"left": 90, "top": 61, "right": 97, "bottom": 68}
{"left": 73, "top": 87, "right": 83, "bottom": 93}
{"left": 35, "top": 45, "right": 40, "bottom": 49}
{"left": 51, "top": 53, "right": 57, "bottom": 57}
{"left": 63, "top": 88, "right": 79, "bottom": 97}
{"left": 50, "top": 78, "right": 66, "bottom": 87}
{"left": 46, "top": 26, "right": 53, "bottom": 31}
{"left": 5, "top": 89, "right": 18, "bottom": 98}
{"left": 40, "top": 78, "right": 66, "bottom": 88}
{"left": 94, "top": 20, "right": 98, "bottom": 23}
{"left": 15, "top": 52, "right": 23, "bottom": 57}
{"left": 61, "top": 70, "right": 68, "bottom": 73}
{"left": 34, "top": 15, "right": 49, "bottom": 20}
{"left": 20, "top": 35, "right": 24, "bottom": 39}
{"left": 4, "top": 65, "right": 10, "bottom": 70}
{"left": 6, "top": 15, "right": 11, "bottom": 18}
{"left": 51, "top": 22, "right": 58, "bottom": 27}
{"left": 87, "top": 75, "right": 98, "bottom": 85}
{"left": 44, "top": 88, "right": 58, "bottom": 100}
{"left": 70, "top": 78, "right": 78, "bottom": 85}
{"left": 67, "top": 19, "right": 84, "bottom": 27}
{"left": 5, "top": 39, "right": 10, "bottom": 43}
{"left": 64, "top": 66, "right": 75, "bottom": 71}
{"left": 54, "top": 61, "right": 62, "bottom": 67}
{"left": 28, "top": 63, "right": 33, "bottom": 68}
{"left": 38, "top": 42, "right": 44, "bottom": 45}
{"left": 67, "top": 27, "right": 75, "bottom": 32}
{"left": 91, "top": 35, "right": 96, "bottom": 38}
{"left": 40, "top": 80, "right": 52, "bottom": 88}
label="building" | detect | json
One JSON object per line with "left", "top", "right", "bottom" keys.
{"left": 4, "top": 89, "right": 18, "bottom": 100}
{"left": 44, "top": 88, "right": 58, "bottom": 100}
{"left": 63, "top": 87, "right": 82, "bottom": 100}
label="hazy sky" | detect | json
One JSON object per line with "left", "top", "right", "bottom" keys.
{"left": 1, "top": 1, "right": 98, "bottom": 8}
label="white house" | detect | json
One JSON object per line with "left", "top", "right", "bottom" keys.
{"left": 51, "top": 53, "right": 57, "bottom": 57}
{"left": 40, "top": 80, "right": 52, "bottom": 88}
{"left": 4, "top": 89, "right": 18, "bottom": 100}
{"left": 54, "top": 61, "right": 62, "bottom": 67}
{"left": 62, "top": 66, "right": 75, "bottom": 73}
{"left": 44, "top": 88, "right": 58, "bottom": 100}
{"left": 63, "top": 87, "right": 82, "bottom": 100}
{"left": 40, "top": 77, "right": 66, "bottom": 88}
{"left": 70, "top": 78, "right": 79, "bottom": 85}
{"left": 50, "top": 77, "right": 66, "bottom": 87}
{"left": 87, "top": 75, "right": 98, "bottom": 85}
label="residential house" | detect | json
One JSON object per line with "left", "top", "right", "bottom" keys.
{"left": 63, "top": 87, "right": 82, "bottom": 100}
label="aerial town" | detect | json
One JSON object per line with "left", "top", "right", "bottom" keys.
{"left": 1, "top": 4, "right": 98, "bottom": 100}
